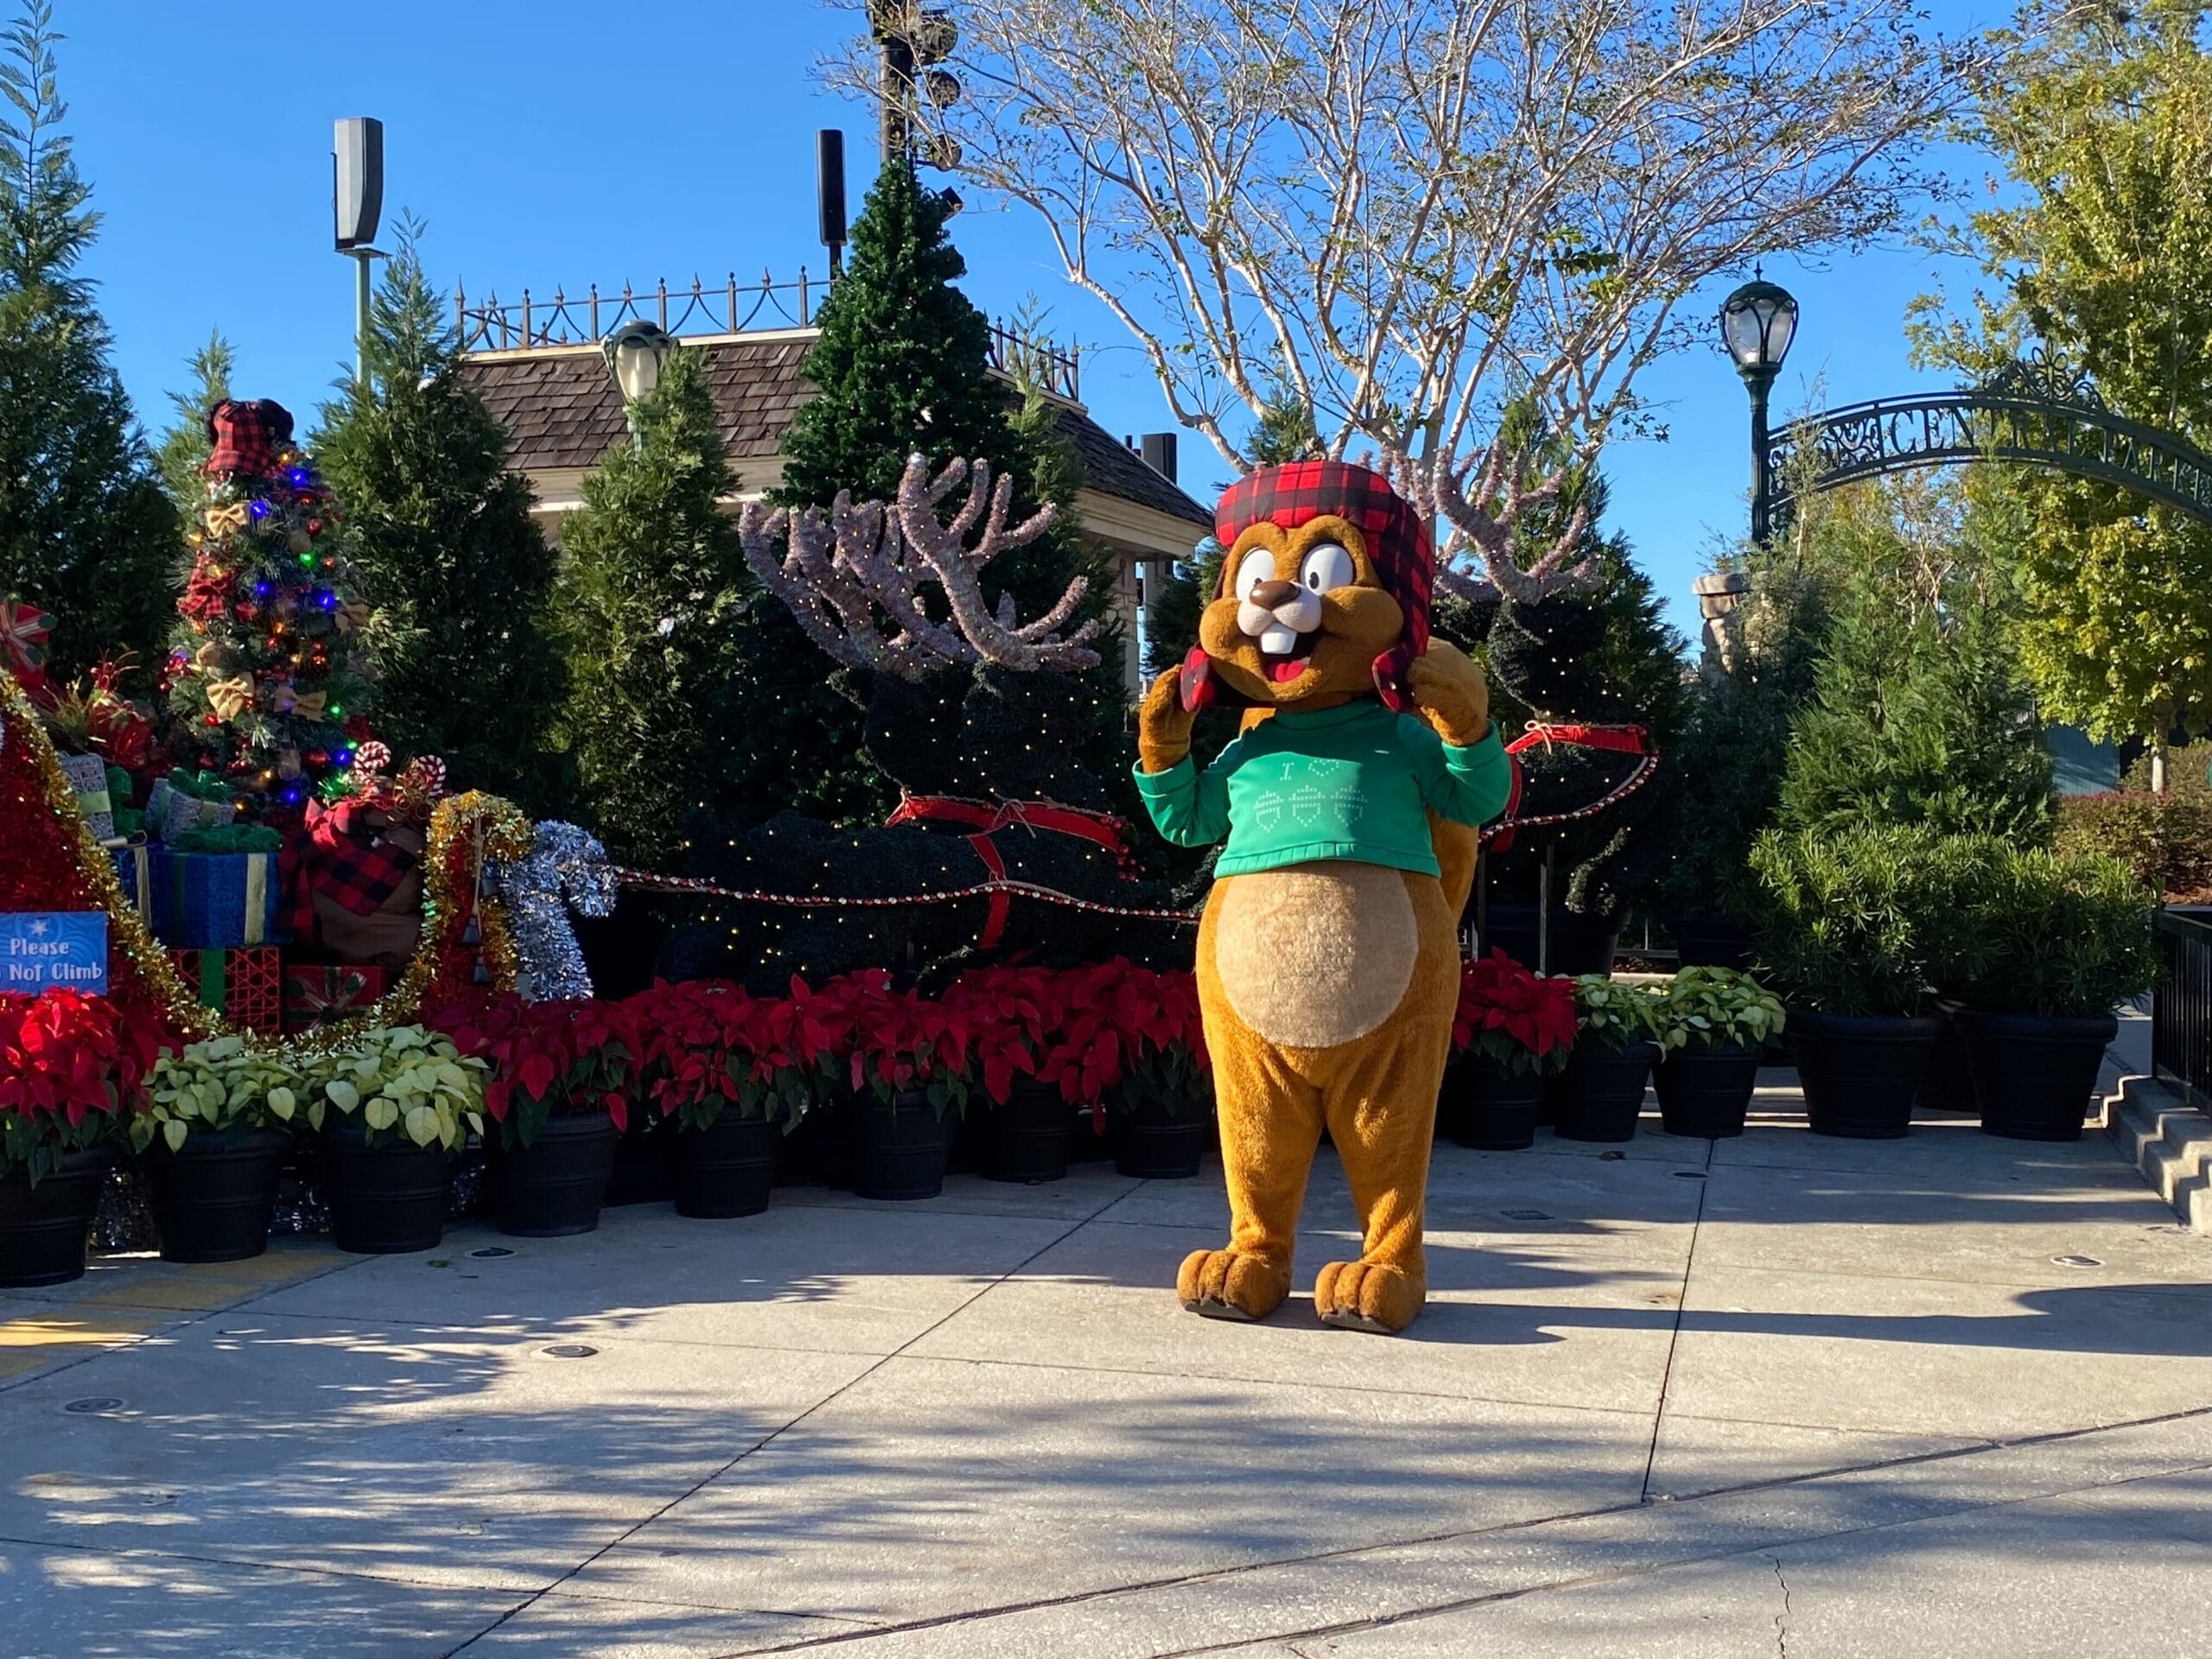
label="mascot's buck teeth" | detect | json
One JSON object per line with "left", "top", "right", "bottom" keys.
{"left": 1134, "top": 458, "right": 1515, "bottom": 1338}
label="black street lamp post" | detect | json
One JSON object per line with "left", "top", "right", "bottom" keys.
{"left": 1719, "top": 275, "right": 1799, "bottom": 546}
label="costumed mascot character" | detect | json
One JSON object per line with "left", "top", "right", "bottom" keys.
{"left": 1134, "top": 460, "right": 1511, "bottom": 1335}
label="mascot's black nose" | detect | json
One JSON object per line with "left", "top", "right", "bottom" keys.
{"left": 1249, "top": 579, "right": 1300, "bottom": 609}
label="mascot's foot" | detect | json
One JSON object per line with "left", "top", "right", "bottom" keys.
{"left": 1313, "top": 1260, "right": 1424, "bottom": 1335}
{"left": 1179, "top": 1248, "right": 1291, "bottom": 1323}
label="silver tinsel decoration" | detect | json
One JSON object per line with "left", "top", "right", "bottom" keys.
{"left": 490, "top": 820, "right": 617, "bottom": 1001}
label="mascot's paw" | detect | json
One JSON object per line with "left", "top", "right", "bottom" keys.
{"left": 1407, "top": 639, "right": 1491, "bottom": 748}
{"left": 1179, "top": 1248, "right": 1291, "bottom": 1322}
{"left": 1313, "top": 1259, "right": 1425, "bottom": 1335}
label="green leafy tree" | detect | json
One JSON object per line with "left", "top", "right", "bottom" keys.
{"left": 1913, "top": 0, "right": 2212, "bottom": 760}
{"left": 0, "top": 2, "right": 175, "bottom": 678}
{"left": 155, "top": 329, "right": 233, "bottom": 507}
{"left": 552, "top": 345, "right": 747, "bottom": 867}
{"left": 315, "top": 223, "right": 566, "bottom": 810}
{"left": 717, "top": 159, "right": 1119, "bottom": 824}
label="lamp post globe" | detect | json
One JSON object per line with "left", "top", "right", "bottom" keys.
{"left": 1719, "top": 275, "right": 1798, "bottom": 545}
{"left": 603, "top": 318, "right": 674, "bottom": 405}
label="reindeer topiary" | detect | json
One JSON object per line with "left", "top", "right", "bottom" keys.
{"left": 659, "top": 454, "right": 1190, "bottom": 992}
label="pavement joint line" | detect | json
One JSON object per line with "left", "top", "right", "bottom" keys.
{"left": 1662, "top": 1260, "right": 2212, "bottom": 1298}
{"left": 1637, "top": 1135, "right": 1714, "bottom": 1503}
{"left": 436, "top": 1181, "right": 1145, "bottom": 1658}
{"left": 0, "top": 1529, "right": 535, "bottom": 1597}
{"left": 702, "top": 1423, "right": 2212, "bottom": 1658}
{"left": 1137, "top": 1451, "right": 2212, "bottom": 1659}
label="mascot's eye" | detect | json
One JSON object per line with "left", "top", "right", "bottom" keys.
{"left": 1232, "top": 548, "right": 1276, "bottom": 601}
{"left": 1299, "top": 543, "right": 1355, "bottom": 594}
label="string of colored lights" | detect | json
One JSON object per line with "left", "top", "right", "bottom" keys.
{"left": 610, "top": 867, "right": 1204, "bottom": 925}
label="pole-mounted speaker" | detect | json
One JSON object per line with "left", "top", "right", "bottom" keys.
{"left": 334, "top": 117, "right": 385, "bottom": 252}
{"left": 817, "top": 129, "right": 848, "bottom": 274}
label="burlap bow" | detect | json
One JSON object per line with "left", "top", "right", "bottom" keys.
{"left": 270, "top": 683, "right": 327, "bottom": 721}
{"left": 203, "top": 502, "right": 251, "bottom": 537}
{"left": 207, "top": 673, "right": 257, "bottom": 721}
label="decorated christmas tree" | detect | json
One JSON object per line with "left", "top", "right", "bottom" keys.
{"left": 167, "top": 399, "right": 378, "bottom": 816}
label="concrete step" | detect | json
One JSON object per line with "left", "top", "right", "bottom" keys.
{"left": 2104, "top": 1073, "right": 2212, "bottom": 1235}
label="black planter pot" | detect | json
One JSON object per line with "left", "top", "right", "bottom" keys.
{"left": 142, "top": 1127, "right": 290, "bottom": 1263}
{"left": 320, "top": 1118, "right": 452, "bottom": 1255}
{"left": 1439, "top": 1056, "right": 1546, "bottom": 1150}
{"left": 1478, "top": 904, "right": 1622, "bottom": 977}
{"left": 775, "top": 1095, "right": 853, "bottom": 1188}
{"left": 0, "top": 1145, "right": 112, "bottom": 1288}
{"left": 1554, "top": 1040, "right": 1659, "bottom": 1143}
{"left": 1915, "top": 1001, "right": 1978, "bottom": 1116}
{"left": 1115, "top": 1091, "right": 1207, "bottom": 1178}
{"left": 1662, "top": 911, "right": 1757, "bottom": 972}
{"left": 493, "top": 1111, "right": 618, "bottom": 1237}
{"left": 677, "top": 1110, "right": 782, "bottom": 1217}
{"left": 606, "top": 1109, "right": 680, "bottom": 1207}
{"left": 852, "top": 1092, "right": 955, "bottom": 1200}
{"left": 987, "top": 1079, "right": 1072, "bottom": 1184}
{"left": 1957, "top": 1009, "right": 2120, "bottom": 1142}
{"left": 1654, "top": 1043, "right": 1762, "bottom": 1137}
{"left": 1790, "top": 1011, "right": 1942, "bottom": 1140}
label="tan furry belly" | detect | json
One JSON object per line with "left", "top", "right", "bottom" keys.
{"left": 1201, "top": 861, "right": 1439, "bottom": 1051}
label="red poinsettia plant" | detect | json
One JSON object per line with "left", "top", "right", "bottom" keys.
{"left": 426, "top": 990, "right": 642, "bottom": 1149}
{"left": 0, "top": 988, "right": 165, "bottom": 1183}
{"left": 1037, "top": 958, "right": 1210, "bottom": 1127}
{"left": 623, "top": 977, "right": 848, "bottom": 1131}
{"left": 945, "top": 963, "right": 1066, "bottom": 1107}
{"left": 1452, "top": 951, "right": 1578, "bottom": 1077}
{"left": 823, "top": 968, "right": 974, "bottom": 1118}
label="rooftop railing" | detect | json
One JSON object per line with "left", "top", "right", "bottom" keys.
{"left": 454, "top": 270, "right": 1080, "bottom": 401}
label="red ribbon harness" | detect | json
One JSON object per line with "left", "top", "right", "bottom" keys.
{"left": 1488, "top": 722, "right": 1660, "bottom": 855}
{"left": 883, "top": 793, "right": 1136, "bottom": 948}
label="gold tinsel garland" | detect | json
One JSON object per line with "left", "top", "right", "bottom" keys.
{"left": 2, "top": 672, "right": 526, "bottom": 1060}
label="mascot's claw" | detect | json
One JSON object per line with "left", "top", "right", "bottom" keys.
{"left": 1313, "top": 1259, "right": 1424, "bottom": 1335}
{"left": 1178, "top": 1248, "right": 1291, "bottom": 1322}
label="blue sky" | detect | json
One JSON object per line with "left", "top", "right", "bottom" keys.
{"left": 66, "top": 0, "right": 2010, "bottom": 639}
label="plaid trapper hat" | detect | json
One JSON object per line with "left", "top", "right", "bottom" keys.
{"left": 1183, "top": 459, "right": 1433, "bottom": 712}
{"left": 204, "top": 398, "right": 295, "bottom": 480}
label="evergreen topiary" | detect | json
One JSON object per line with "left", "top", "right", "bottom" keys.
{"left": 156, "top": 330, "right": 234, "bottom": 507}
{"left": 315, "top": 225, "right": 567, "bottom": 812}
{"left": 711, "top": 160, "right": 1120, "bottom": 828}
{"left": 0, "top": 4, "right": 177, "bottom": 679}
{"left": 552, "top": 345, "right": 747, "bottom": 868}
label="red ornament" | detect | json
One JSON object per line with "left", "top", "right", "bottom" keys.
{"left": 306, "top": 750, "right": 329, "bottom": 769}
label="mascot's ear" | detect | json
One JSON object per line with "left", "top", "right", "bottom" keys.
{"left": 1179, "top": 645, "right": 1220, "bottom": 713}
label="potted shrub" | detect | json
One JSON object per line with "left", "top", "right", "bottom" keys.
{"left": 1948, "top": 847, "right": 2158, "bottom": 1141}
{"left": 0, "top": 988, "right": 162, "bottom": 1288}
{"left": 308, "top": 1025, "right": 486, "bottom": 1254}
{"left": 432, "top": 994, "right": 639, "bottom": 1237}
{"left": 1750, "top": 826, "right": 1958, "bottom": 1138}
{"left": 951, "top": 964, "right": 1072, "bottom": 1184}
{"left": 833, "top": 970, "right": 972, "bottom": 1200}
{"left": 1554, "top": 976, "right": 1666, "bottom": 1142}
{"left": 132, "top": 1036, "right": 299, "bottom": 1262}
{"left": 1440, "top": 952, "right": 1578, "bottom": 1150}
{"left": 1041, "top": 962, "right": 1211, "bottom": 1179}
{"left": 632, "top": 979, "right": 828, "bottom": 1218}
{"left": 1652, "top": 967, "right": 1786, "bottom": 1137}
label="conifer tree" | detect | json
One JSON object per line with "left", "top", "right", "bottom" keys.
{"left": 156, "top": 330, "right": 233, "bottom": 506}
{"left": 714, "top": 159, "right": 1118, "bottom": 824}
{"left": 0, "top": 2, "right": 175, "bottom": 678}
{"left": 315, "top": 224, "right": 566, "bottom": 810}
{"left": 553, "top": 345, "right": 747, "bottom": 867}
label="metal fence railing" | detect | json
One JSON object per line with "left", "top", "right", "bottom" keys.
{"left": 2153, "top": 906, "right": 2212, "bottom": 1114}
{"left": 454, "top": 273, "right": 1081, "bottom": 401}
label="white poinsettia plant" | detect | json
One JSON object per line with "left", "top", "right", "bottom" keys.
{"left": 308, "top": 1026, "right": 487, "bottom": 1152}
{"left": 133, "top": 1036, "right": 308, "bottom": 1155}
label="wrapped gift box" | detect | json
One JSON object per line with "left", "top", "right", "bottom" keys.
{"left": 108, "top": 841, "right": 154, "bottom": 925}
{"left": 167, "top": 945, "right": 283, "bottom": 1037}
{"left": 283, "top": 963, "right": 387, "bottom": 1033}
{"left": 145, "top": 770, "right": 238, "bottom": 843}
{"left": 148, "top": 849, "right": 281, "bottom": 950}
{"left": 56, "top": 752, "right": 115, "bottom": 842}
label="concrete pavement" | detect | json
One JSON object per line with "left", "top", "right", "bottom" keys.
{"left": 2, "top": 1071, "right": 2207, "bottom": 1657}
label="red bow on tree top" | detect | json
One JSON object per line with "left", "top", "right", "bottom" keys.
{"left": 203, "top": 398, "right": 295, "bottom": 480}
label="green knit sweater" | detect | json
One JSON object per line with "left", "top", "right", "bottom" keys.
{"left": 1133, "top": 700, "right": 1511, "bottom": 878}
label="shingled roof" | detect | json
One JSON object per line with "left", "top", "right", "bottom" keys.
{"left": 457, "top": 332, "right": 1211, "bottom": 528}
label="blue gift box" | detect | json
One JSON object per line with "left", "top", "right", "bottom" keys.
{"left": 108, "top": 842, "right": 153, "bottom": 925}
{"left": 146, "top": 849, "right": 282, "bottom": 950}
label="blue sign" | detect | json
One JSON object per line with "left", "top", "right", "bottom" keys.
{"left": 1, "top": 912, "right": 109, "bottom": 995}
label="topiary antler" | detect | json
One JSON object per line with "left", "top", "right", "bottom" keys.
{"left": 737, "top": 454, "right": 1100, "bottom": 681}
{"left": 1378, "top": 443, "right": 1604, "bottom": 607}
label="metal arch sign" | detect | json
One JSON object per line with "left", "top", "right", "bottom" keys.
{"left": 1763, "top": 356, "right": 2212, "bottom": 536}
